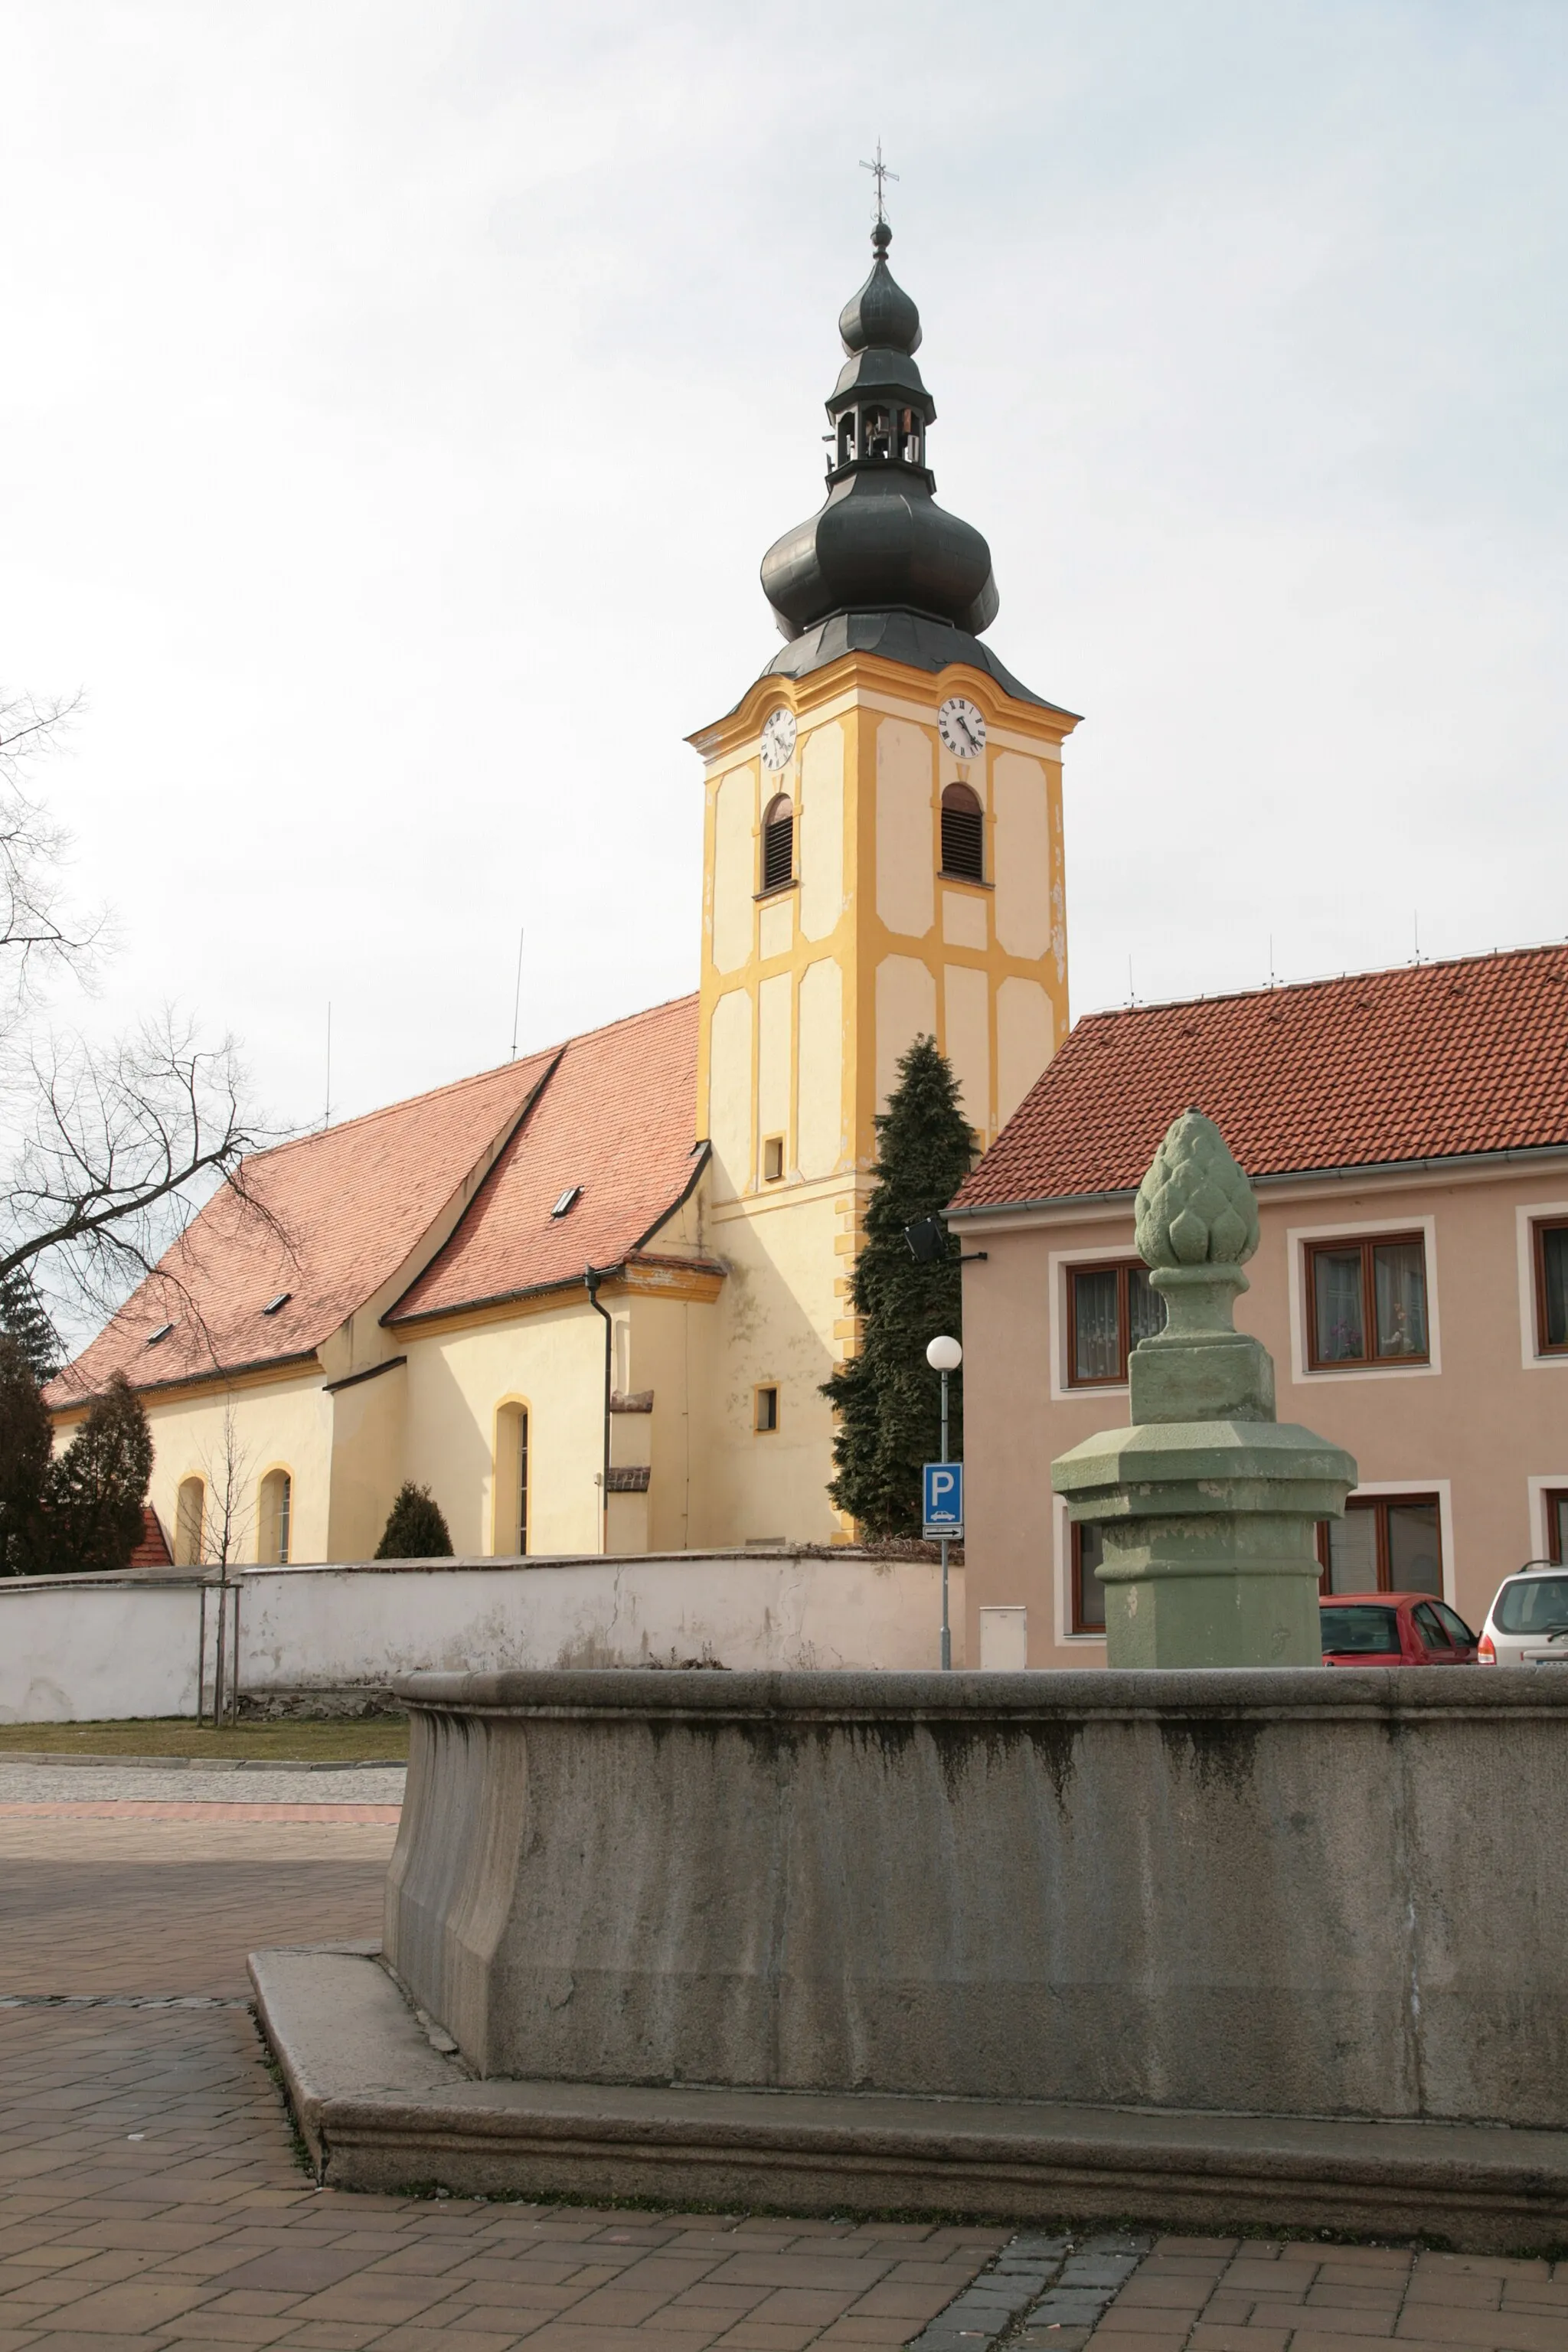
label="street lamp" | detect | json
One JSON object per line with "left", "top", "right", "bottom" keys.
{"left": 926, "top": 1335, "right": 962, "bottom": 1668}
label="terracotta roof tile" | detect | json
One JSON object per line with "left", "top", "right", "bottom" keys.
{"left": 388, "top": 995, "right": 704, "bottom": 1325}
{"left": 952, "top": 942, "right": 1568, "bottom": 1211}
{"left": 46, "top": 1050, "right": 560, "bottom": 1405}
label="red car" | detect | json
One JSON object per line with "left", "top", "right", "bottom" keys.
{"left": 1319, "top": 1592, "right": 1479, "bottom": 1666}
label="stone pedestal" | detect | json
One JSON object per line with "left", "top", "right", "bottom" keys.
{"left": 1052, "top": 1110, "right": 1355, "bottom": 1669}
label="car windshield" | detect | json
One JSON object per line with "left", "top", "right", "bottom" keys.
{"left": 1320, "top": 1605, "right": 1401, "bottom": 1654}
{"left": 1494, "top": 1576, "right": 1568, "bottom": 1635}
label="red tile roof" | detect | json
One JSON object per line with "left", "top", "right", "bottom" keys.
{"left": 46, "top": 1050, "right": 561, "bottom": 1406}
{"left": 953, "top": 943, "right": 1568, "bottom": 1212}
{"left": 389, "top": 995, "right": 704, "bottom": 1325}
{"left": 46, "top": 995, "right": 707, "bottom": 1408}
{"left": 129, "top": 1505, "right": 173, "bottom": 1568}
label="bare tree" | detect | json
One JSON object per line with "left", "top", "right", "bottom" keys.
{"left": 0, "top": 690, "right": 283, "bottom": 1343}
{"left": 199, "top": 1398, "right": 254, "bottom": 1573}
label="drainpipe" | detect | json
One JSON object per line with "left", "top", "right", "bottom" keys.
{"left": 585, "top": 1266, "right": 612, "bottom": 1555}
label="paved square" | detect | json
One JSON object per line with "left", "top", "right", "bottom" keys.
{"left": 2, "top": 1802, "right": 1564, "bottom": 2352}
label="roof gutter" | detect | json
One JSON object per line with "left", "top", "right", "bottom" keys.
{"left": 946, "top": 1139, "right": 1568, "bottom": 1224}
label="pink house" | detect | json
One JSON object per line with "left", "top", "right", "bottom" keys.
{"left": 948, "top": 943, "right": 1568, "bottom": 1668}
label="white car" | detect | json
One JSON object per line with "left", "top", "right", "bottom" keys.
{"left": 1478, "top": 1563, "right": 1568, "bottom": 1666}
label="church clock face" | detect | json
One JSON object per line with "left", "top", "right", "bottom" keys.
{"left": 938, "top": 697, "right": 987, "bottom": 761}
{"left": 760, "top": 707, "right": 797, "bottom": 771}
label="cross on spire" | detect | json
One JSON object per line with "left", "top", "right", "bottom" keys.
{"left": 859, "top": 139, "right": 898, "bottom": 224}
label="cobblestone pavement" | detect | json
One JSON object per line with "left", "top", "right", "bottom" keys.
{"left": 0, "top": 1766, "right": 407, "bottom": 1807}
{"left": 2, "top": 1810, "right": 1564, "bottom": 2352}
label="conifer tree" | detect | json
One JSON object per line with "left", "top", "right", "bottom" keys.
{"left": 42, "top": 1371, "right": 153, "bottom": 1576}
{"left": 822, "top": 1034, "right": 973, "bottom": 1538}
{"left": 0, "top": 1332, "right": 51, "bottom": 1575}
{"left": 375, "top": 1481, "right": 454, "bottom": 1560}
{"left": 0, "top": 1269, "right": 60, "bottom": 1384}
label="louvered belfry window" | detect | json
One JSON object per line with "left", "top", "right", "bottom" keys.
{"left": 762, "top": 794, "right": 794, "bottom": 892}
{"left": 941, "top": 782, "right": 984, "bottom": 880}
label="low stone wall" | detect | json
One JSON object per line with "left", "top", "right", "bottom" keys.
{"left": 387, "top": 1666, "right": 1568, "bottom": 2131}
{"left": 0, "top": 1550, "right": 960, "bottom": 1721}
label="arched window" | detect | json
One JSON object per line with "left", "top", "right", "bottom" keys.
{"left": 900, "top": 407, "right": 923, "bottom": 465}
{"left": 940, "top": 782, "right": 985, "bottom": 880}
{"left": 761, "top": 793, "right": 794, "bottom": 892}
{"left": 836, "top": 412, "right": 857, "bottom": 467}
{"left": 863, "top": 406, "right": 891, "bottom": 459}
{"left": 258, "top": 1469, "right": 292, "bottom": 1565}
{"left": 175, "top": 1476, "right": 205, "bottom": 1567}
{"left": 494, "top": 1402, "right": 531, "bottom": 1556}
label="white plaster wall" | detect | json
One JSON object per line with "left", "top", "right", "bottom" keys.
{"left": 875, "top": 718, "right": 934, "bottom": 939}
{"left": 144, "top": 1377, "right": 334, "bottom": 1566}
{"left": 707, "top": 986, "right": 753, "bottom": 1201}
{"left": 799, "top": 721, "right": 844, "bottom": 942}
{"left": 944, "top": 962, "right": 991, "bottom": 1133}
{"left": 756, "top": 971, "right": 792, "bottom": 1155}
{"left": 997, "top": 975, "right": 1054, "bottom": 1127}
{"left": 0, "top": 1554, "right": 968, "bottom": 1716}
{"left": 710, "top": 766, "right": 756, "bottom": 975}
{"left": 0, "top": 1579, "right": 204, "bottom": 1722}
{"left": 876, "top": 954, "right": 937, "bottom": 1112}
{"left": 400, "top": 1308, "right": 606, "bottom": 1560}
{"left": 796, "top": 956, "right": 844, "bottom": 1181}
{"left": 992, "top": 752, "right": 1052, "bottom": 960}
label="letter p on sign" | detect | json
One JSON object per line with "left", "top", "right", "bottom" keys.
{"left": 923, "top": 1462, "right": 964, "bottom": 1538}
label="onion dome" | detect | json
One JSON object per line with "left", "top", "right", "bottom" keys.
{"left": 760, "top": 220, "right": 999, "bottom": 644}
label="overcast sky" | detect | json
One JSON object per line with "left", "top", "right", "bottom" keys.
{"left": 3, "top": 0, "right": 1565, "bottom": 1135}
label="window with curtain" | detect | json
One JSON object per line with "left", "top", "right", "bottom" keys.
{"left": 1318, "top": 1494, "right": 1442, "bottom": 1596}
{"left": 1067, "top": 1260, "right": 1165, "bottom": 1387}
{"left": 1307, "top": 1235, "right": 1429, "bottom": 1368}
{"left": 1534, "top": 1222, "right": 1568, "bottom": 1353}
{"left": 1071, "top": 1521, "right": 1106, "bottom": 1634}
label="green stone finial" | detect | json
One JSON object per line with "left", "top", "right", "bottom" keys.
{"left": 1135, "top": 1107, "right": 1259, "bottom": 1269}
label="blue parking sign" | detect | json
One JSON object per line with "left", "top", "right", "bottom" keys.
{"left": 923, "top": 1462, "right": 964, "bottom": 1538}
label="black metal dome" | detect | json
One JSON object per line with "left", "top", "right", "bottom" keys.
{"left": 760, "top": 220, "right": 998, "bottom": 644}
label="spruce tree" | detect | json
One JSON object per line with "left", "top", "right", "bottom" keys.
{"left": 0, "top": 1332, "right": 52, "bottom": 1575}
{"left": 0, "top": 1269, "right": 60, "bottom": 1384}
{"left": 375, "top": 1481, "right": 454, "bottom": 1559}
{"left": 822, "top": 1034, "right": 974, "bottom": 1539}
{"left": 42, "top": 1371, "right": 154, "bottom": 1576}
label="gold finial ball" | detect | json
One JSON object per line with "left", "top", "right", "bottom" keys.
{"left": 1135, "top": 1107, "right": 1259, "bottom": 1269}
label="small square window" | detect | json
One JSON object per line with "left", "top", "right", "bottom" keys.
{"left": 1533, "top": 1222, "right": 1568, "bottom": 1354}
{"left": 1305, "top": 1235, "right": 1429, "bottom": 1369}
{"left": 762, "top": 1135, "right": 785, "bottom": 1182}
{"left": 754, "top": 1385, "right": 779, "bottom": 1432}
{"left": 550, "top": 1185, "right": 582, "bottom": 1218}
{"left": 1070, "top": 1521, "right": 1106, "bottom": 1634}
{"left": 1066, "top": 1260, "right": 1164, "bottom": 1387}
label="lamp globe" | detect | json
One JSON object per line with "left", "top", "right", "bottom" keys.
{"left": 926, "top": 1335, "right": 962, "bottom": 1373}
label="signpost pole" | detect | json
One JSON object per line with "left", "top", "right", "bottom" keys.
{"left": 939, "top": 1366, "right": 951, "bottom": 1669}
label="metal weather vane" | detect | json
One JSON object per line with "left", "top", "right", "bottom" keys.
{"left": 859, "top": 139, "right": 898, "bottom": 224}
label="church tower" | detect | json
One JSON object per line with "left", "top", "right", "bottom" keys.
{"left": 688, "top": 211, "right": 1078, "bottom": 1547}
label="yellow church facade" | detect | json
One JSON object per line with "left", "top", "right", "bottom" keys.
{"left": 47, "top": 214, "right": 1076, "bottom": 1569}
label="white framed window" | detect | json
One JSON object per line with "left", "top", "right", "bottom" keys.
{"left": 1052, "top": 1491, "right": 1108, "bottom": 1646}
{"left": 1321, "top": 1478, "right": 1455, "bottom": 1606}
{"left": 1285, "top": 1214, "right": 1441, "bottom": 1384}
{"left": 1515, "top": 1203, "right": 1568, "bottom": 1371}
{"left": 1048, "top": 1238, "right": 1148, "bottom": 1402}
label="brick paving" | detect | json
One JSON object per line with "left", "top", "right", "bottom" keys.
{"left": 1, "top": 1808, "right": 1564, "bottom": 2352}
{"left": 1057, "top": 2235, "right": 1568, "bottom": 2352}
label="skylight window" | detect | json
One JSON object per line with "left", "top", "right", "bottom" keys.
{"left": 145, "top": 1322, "right": 173, "bottom": 1347}
{"left": 550, "top": 1186, "right": 583, "bottom": 1218}
{"left": 262, "top": 1292, "right": 292, "bottom": 1316}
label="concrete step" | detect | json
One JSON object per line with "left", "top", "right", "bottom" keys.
{"left": 251, "top": 1944, "right": 1568, "bottom": 2252}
